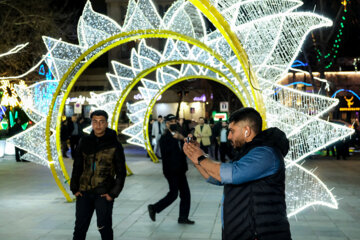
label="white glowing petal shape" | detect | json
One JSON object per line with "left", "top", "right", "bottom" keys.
{"left": 6, "top": 120, "right": 50, "bottom": 162}
{"left": 83, "top": 125, "right": 92, "bottom": 135}
{"left": 21, "top": 152, "right": 61, "bottom": 170}
{"left": 112, "top": 61, "right": 136, "bottom": 79}
{"left": 144, "top": 89, "right": 159, "bottom": 103}
{"left": 163, "top": 0, "right": 184, "bottom": 26}
{"left": 287, "top": 120, "right": 354, "bottom": 163}
{"left": 43, "top": 36, "right": 86, "bottom": 62}
{"left": 130, "top": 49, "right": 142, "bottom": 75}
{"left": 138, "top": 87, "right": 150, "bottom": 102}
{"left": 269, "top": 83, "right": 339, "bottom": 117}
{"left": 47, "top": 93, "right": 65, "bottom": 130}
{"left": 265, "top": 99, "right": 309, "bottom": 136}
{"left": 122, "top": 123, "right": 143, "bottom": 138}
{"left": 139, "top": 40, "right": 162, "bottom": 64}
{"left": 123, "top": 0, "right": 137, "bottom": 28}
{"left": 139, "top": 56, "right": 158, "bottom": 71}
{"left": 81, "top": 1, "right": 121, "bottom": 38}
{"left": 260, "top": 16, "right": 332, "bottom": 82}
{"left": 182, "top": 2, "right": 207, "bottom": 39}
{"left": 137, "top": 0, "right": 162, "bottom": 28}
{"left": 81, "top": 23, "right": 112, "bottom": 52}
{"left": 124, "top": 4, "right": 155, "bottom": 32}
{"left": 15, "top": 81, "right": 59, "bottom": 117}
{"left": 156, "top": 69, "right": 166, "bottom": 86}
{"left": 216, "top": 0, "right": 302, "bottom": 26}
{"left": 235, "top": 13, "right": 331, "bottom": 82}
{"left": 162, "top": 65, "right": 181, "bottom": 78}
{"left": 44, "top": 56, "right": 85, "bottom": 87}
{"left": 162, "top": 71, "right": 179, "bottom": 85}
{"left": 128, "top": 109, "right": 147, "bottom": 123}
{"left": 162, "top": 39, "right": 176, "bottom": 61}
{"left": 106, "top": 73, "right": 121, "bottom": 91}
{"left": 181, "top": 64, "right": 201, "bottom": 77}
{"left": 126, "top": 101, "right": 149, "bottom": 113}
{"left": 286, "top": 163, "right": 338, "bottom": 217}
{"left": 90, "top": 91, "right": 120, "bottom": 107}
{"left": 141, "top": 78, "right": 160, "bottom": 91}
{"left": 165, "top": 5, "right": 196, "bottom": 39}
{"left": 77, "top": 18, "right": 88, "bottom": 48}
{"left": 127, "top": 137, "right": 145, "bottom": 148}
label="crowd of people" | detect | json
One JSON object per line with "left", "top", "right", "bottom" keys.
{"left": 60, "top": 114, "right": 88, "bottom": 159}
{"left": 149, "top": 116, "right": 234, "bottom": 163}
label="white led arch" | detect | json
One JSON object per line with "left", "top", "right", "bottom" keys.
{"left": 4, "top": 0, "right": 354, "bottom": 216}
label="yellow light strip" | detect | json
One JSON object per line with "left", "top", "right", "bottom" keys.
{"left": 110, "top": 61, "right": 243, "bottom": 163}
{"left": 142, "top": 75, "right": 243, "bottom": 163}
{"left": 188, "top": 0, "right": 266, "bottom": 122}
{"left": 46, "top": 30, "right": 253, "bottom": 201}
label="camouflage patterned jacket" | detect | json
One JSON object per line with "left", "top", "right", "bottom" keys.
{"left": 70, "top": 128, "right": 126, "bottom": 199}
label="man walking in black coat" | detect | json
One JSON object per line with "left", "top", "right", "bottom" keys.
{"left": 148, "top": 114, "right": 195, "bottom": 224}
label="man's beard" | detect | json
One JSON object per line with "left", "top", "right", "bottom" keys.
{"left": 231, "top": 139, "right": 243, "bottom": 149}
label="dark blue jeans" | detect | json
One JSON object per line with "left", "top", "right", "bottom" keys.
{"left": 73, "top": 192, "right": 114, "bottom": 240}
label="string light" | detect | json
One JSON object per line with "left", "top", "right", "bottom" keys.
{"left": 314, "top": 0, "right": 349, "bottom": 69}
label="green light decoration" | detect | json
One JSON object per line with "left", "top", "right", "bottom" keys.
{"left": 9, "top": 111, "right": 14, "bottom": 128}
{"left": 21, "top": 122, "right": 28, "bottom": 130}
{"left": 314, "top": 0, "right": 348, "bottom": 69}
{"left": 1, "top": 119, "right": 8, "bottom": 130}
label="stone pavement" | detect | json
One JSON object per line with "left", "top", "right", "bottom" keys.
{"left": 0, "top": 145, "right": 359, "bottom": 240}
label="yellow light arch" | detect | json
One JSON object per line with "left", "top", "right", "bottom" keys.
{"left": 46, "top": 30, "right": 260, "bottom": 201}
{"left": 140, "top": 75, "right": 244, "bottom": 163}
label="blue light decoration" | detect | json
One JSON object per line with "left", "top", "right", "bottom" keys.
{"left": 291, "top": 60, "right": 309, "bottom": 68}
{"left": 331, "top": 89, "right": 360, "bottom": 101}
{"left": 274, "top": 82, "right": 313, "bottom": 96}
{"left": 39, "top": 64, "right": 46, "bottom": 76}
{"left": 0, "top": 106, "right": 6, "bottom": 121}
{"left": 35, "top": 63, "right": 58, "bottom": 115}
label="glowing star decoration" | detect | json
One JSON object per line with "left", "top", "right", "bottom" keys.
{"left": 7, "top": 0, "right": 354, "bottom": 217}
{"left": 0, "top": 80, "right": 26, "bottom": 107}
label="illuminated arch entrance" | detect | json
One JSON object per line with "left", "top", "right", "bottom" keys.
{"left": 8, "top": 0, "right": 353, "bottom": 217}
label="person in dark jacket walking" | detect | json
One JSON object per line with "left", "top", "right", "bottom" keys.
{"left": 184, "top": 107, "right": 292, "bottom": 240}
{"left": 148, "top": 114, "right": 195, "bottom": 224}
{"left": 70, "top": 110, "right": 126, "bottom": 240}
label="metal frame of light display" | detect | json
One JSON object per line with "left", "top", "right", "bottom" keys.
{"left": 3, "top": 0, "right": 355, "bottom": 217}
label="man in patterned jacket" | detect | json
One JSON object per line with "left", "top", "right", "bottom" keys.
{"left": 70, "top": 110, "right": 126, "bottom": 240}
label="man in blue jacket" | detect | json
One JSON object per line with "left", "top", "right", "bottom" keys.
{"left": 184, "top": 107, "right": 292, "bottom": 240}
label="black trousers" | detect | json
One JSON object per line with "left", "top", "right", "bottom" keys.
{"left": 200, "top": 143, "right": 209, "bottom": 154}
{"left": 214, "top": 141, "right": 219, "bottom": 160}
{"left": 220, "top": 142, "right": 230, "bottom": 163}
{"left": 70, "top": 135, "right": 80, "bottom": 158}
{"left": 73, "top": 192, "right": 114, "bottom": 240}
{"left": 153, "top": 172, "right": 191, "bottom": 219}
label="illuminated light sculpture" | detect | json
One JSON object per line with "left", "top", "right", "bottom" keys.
{"left": 0, "top": 80, "right": 26, "bottom": 107}
{"left": 4, "top": 0, "right": 354, "bottom": 218}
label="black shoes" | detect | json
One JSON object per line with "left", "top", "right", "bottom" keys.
{"left": 148, "top": 204, "right": 156, "bottom": 222}
{"left": 178, "top": 218, "right": 195, "bottom": 224}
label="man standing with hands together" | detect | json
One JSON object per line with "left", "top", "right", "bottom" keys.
{"left": 183, "top": 107, "right": 292, "bottom": 240}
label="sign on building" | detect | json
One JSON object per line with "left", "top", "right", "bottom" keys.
{"left": 220, "top": 101, "right": 229, "bottom": 112}
{"left": 74, "top": 103, "right": 82, "bottom": 114}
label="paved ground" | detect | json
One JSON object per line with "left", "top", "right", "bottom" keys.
{"left": 0, "top": 145, "right": 359, "bottom": 240}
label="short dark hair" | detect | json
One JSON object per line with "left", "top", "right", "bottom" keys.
{"left": 158, "top": 115, "right": 163, "bottom": 119}
{"left": 90, "top": 110, "right": 108, "bottom": 121}
{"left": 229, "top": 107, "right": 262, "bottom": 134}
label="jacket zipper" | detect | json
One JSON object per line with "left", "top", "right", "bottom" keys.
{"left": 89, "top": 153, "right": 96, "bottom": 188}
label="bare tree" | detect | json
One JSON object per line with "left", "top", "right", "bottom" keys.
{"left": 0, "top": 0, "right": 81, "bottom": 81}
